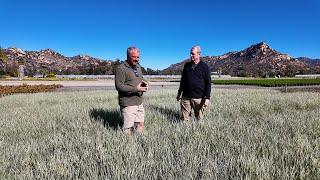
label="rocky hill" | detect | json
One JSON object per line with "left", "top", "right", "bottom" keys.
{"left": 297, "top": 57, "right": 320, "bottom": 66}
{"left": 162, "top": 42, "right": 320, "bottom": 77}
{"left": 0, "top": 47, "right": 115, "bottom": 76}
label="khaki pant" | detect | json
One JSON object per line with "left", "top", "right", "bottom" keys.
{"left": 181, "top": 97, "right": 208, "bottom": 121}
{"left": 120, "top": 104, "right": 145, "bottom": 130}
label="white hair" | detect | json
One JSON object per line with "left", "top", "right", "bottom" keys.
{"left": 191, "top": 46, "right": 201, "bottom": 54}
{"left": 127, "top": 46, "right": 140, "bottom": 58}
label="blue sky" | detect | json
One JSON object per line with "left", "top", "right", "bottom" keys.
{"left": 1, "top": 0, "right": 320, "bottom": 69}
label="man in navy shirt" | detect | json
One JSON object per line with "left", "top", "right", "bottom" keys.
{"left": 176, "top": 46, "right": 211, "bottom": 122}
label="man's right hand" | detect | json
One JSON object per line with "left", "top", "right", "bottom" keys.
{"left": 137, "top": 82, "right": 148, "bottom": 92}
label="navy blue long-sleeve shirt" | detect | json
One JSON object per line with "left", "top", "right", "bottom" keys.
{"left": 178, "top": 61, "right": 211, "bottom": 99}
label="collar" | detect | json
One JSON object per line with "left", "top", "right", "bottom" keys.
{"left": 191, "top": 60, "right": 202, "bottom": 65}
{"left": 124, "top": 60, "right": 140, "bottom": 69}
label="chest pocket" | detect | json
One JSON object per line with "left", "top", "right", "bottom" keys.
{"left": 125, "top": 70, "right": 142, "bottom": 86}
{"left": 125, "top": 71, "right": 134, "bottom": 82}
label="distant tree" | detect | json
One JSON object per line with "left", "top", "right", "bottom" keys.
{"left": 5, "top": 63, "right": 19, "bottom": 77}
{"left": 141, "top": 67, "right": 147, "bottom": 74}
{"left": 96, "top": 61, "right": 112, "bottom": 75}
{"left": 25, "top": 67, "right": 36, "bottom": 77}
{"left": 105, "top": 65, "right": 113, "bottom": 75}
{"left": 268, "top": 70, "right": 276, "bottom": 78}
{"left": 237, "top": 70, "right": 249, "bottom": 77}
{"left": 112, "top": 59, "right": 122, "bottom": 74}
{"left": 0, "top": 47, "right": 8, "bottom": 76}
{"left": 0, "top": 47, "right": 8, "bottom": 63}
{"left": 39, "top": 68, "right": 48, "bottom": 78}
{"left": 217, "top": 67, "right": 223, "bottom": 77}
{"left": 0, "top": 70, "right": 5, "bottom": 77}
{"left": 145, "top": 68, "right": 161, "bottom": 75}
{"left": 221, "top": 68, "right": 229, "bottom": 76}
{"left": 284, "top": 64, "right": 296, "bottom": 77}
{"left": 87, "top": 65, "right": 95, "bottom": 75}
{"left": 63, "top": 68, "right": 73, "bottom": 75}
{"left": 79, "top": 69, "right": 88, "bottom": 75}
{"left": 47, "top": 72, "right": 56, "bottom": 78}
{"left": 146, "top": 68, "right": 153, "bottom": 75}
{"left": 161, "top": 69, "right": 183, "bottom": 75}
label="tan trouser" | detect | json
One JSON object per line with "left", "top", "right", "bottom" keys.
{"left": 120, "top": 104, "right": 145, "bottom": 130}
{"left": 181, "top": 97, "right": 208, "bottom": 121}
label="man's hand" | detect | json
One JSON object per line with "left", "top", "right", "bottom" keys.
{"left": 141, "top": 81, "right": 149, "bottom": 88}
{"left": 137, "top": 82, "right": 148, "bottom": 92}
{"left": 203, "top": 99, "right": 210, "bottom": 108}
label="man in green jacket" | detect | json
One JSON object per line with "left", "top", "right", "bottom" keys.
{"left": 115, "top": 47, "right": 149, "bottom": 134}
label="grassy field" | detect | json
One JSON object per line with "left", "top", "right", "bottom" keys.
{"left": 0, "top": 88, "right": 319, "bottom": 179}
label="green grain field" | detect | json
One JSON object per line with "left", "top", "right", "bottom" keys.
{"left": 213, "top": 78, "right": 320, "bottom": 87}
{"left": 0, "top": 88, "right": 319, "bottom": 179}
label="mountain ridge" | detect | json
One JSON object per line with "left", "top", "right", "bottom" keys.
{"left": 1, "top": 42, "right": 320, "bottom": 77}
{"left": 162, "top": 42, "right": 320, "bottom": 77}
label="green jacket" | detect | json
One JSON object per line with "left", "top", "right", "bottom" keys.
{"left": 115, "top": 60, "right": 146, "bottom": 107}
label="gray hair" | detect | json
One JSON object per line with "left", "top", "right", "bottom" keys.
{"left": 127, "top": 46, "right": 140, "bottom": 58}
{"left": 191, "top": 46, "right": 201, "bottom": 54}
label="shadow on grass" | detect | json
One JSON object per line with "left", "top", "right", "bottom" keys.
{"left": 148, "top": 104, "right": 182, "bottom": 123}
{"left": 90, "top": 108, "right": 122, "bottom": 130}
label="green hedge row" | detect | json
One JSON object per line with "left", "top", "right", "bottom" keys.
{"left": 212, "top": 78, "right": 320, "bottom": 87}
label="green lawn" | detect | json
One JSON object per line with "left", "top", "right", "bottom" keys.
{"left": 0, "top": 89, "right": 319, "bottom": 179}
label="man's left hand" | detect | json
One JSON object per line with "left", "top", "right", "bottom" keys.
{"left": 203, "top": 99, "right": 210, "bottom": 108}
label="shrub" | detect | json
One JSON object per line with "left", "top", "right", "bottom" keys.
{"left": 0, "top": 84, "right": 63, "bottom": 96}
{"left": 47, "top": 72, "right": 56, "bottom": 78}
